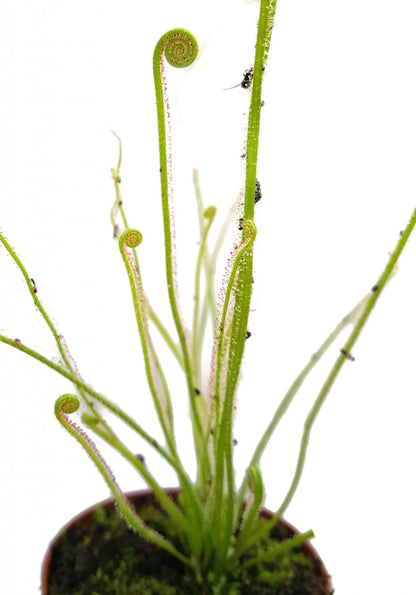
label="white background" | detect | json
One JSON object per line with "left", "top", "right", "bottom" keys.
{"left": 1, "top": 0, "right": 416, "bottom": 593}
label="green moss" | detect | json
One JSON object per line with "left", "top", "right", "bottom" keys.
{"left": 47, "top": 500, "right": 327, "bottom": 595}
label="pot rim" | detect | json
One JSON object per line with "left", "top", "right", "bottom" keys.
{"left": 41, "top": 487, "right": 333, "bottom": 594}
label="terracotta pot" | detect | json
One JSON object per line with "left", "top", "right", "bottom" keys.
{"left": 41, "top": 488, "right": 333, "bottom": 594}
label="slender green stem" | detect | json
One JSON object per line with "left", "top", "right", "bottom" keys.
{"left": 208, "top": 220, "right": 257, "bottom": 571}
{"left": 55, "top": 395, "right": 192, "bottom": 566}
{"left": 239, "top": 206, "right": 416, "bottom": 555}
{"left": 220, "top": 0, "right": 278, "bottom": 431}
{"left": 119, "top": 229, "right": 177, "bottom": 455}
{"left": 244, "top": 0, "right": 277, "bottom": 220}
{"left": 219, "top": 0, "right": 278, "bottom": 438}
{"left": 229, "top": 465, "right": 264, "bottom": 566}
{"left": 0, "top": 333, "right": 189, "bottom": 480}
{"left": 0, "top": 233, "right": 76, "bottom": 373}
{"left": 205, "top": 2, "right": 278, "bottom": 571}
{"left": 110, "top": 131, "right": 182, "bottom": 367}
{"left": 0, "top": 232, "right": 116, "bottom": 438}
{"left": 82, "top": 413, "right": 198, "bottom": 544}
{"left": 192, "top": 206, "right": 216, "bottom": 387}
{"left": 209, "top": 221, "right": 257, "bottom": 510}
{"left": 195, "top": 193, "right": 241, "bottom": 361}
{"left": 1, "top": 330, "right": 204, "bottom": 532}
{"left": 235, "top": 292, "right": 372, "bottom": 509}
{"left": 192, "top": 168, "right": 217, "bottom": 329}
{"left": 148, "top": 305, "right": 184, "bottom": 368}
{"left": 211, "top": 221, "right": 257, "bottom": 432}
{"left": 153, "top": 29, "right": 209, "bottom": 486}
{"left": 211, "top": 5, "right": 277, "bottom": 530}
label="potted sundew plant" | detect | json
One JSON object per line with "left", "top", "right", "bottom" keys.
{"left": 1, "top": 1, "right": 415, "bottom": 593}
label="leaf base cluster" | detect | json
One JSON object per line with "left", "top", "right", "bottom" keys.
{"left": 47, "top": 497, "right": 328, "bottom": 595}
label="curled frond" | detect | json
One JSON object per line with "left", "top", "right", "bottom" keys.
{"left": 153, "top": 27, "right": 207, "bottom": 482}
{"left": 55, "top": 393, "right": 80, "bottom": 415}
{"left": 54, "top": 393, "right": 192, "bottom": 566}
{"left": 119, "top": 227, "right": 178, "bottom": 458}
{"left": 156, "top": 29, "right": 199, "bottom": 69}
{"left": 204, "top": 206, "right": 217, "bottom": 220}
{"left": 120, "top": 228, "right": 142, "bottom": 249}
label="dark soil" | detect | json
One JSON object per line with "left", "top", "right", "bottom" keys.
{"left": 46, "top": 492, "right": 332, "bottom": 595}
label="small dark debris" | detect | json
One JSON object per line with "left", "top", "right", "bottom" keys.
{"left": 340, "top": 348, "right": 355, "bottom": 361}
{"left": 254, "top": 179, "right": 262, "bottom": 203}
{"left": 225, "top": 68, "right": 253, "bottom": 90}
{"left": 241, "top": 67, "right": 254, "bottom": 89}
